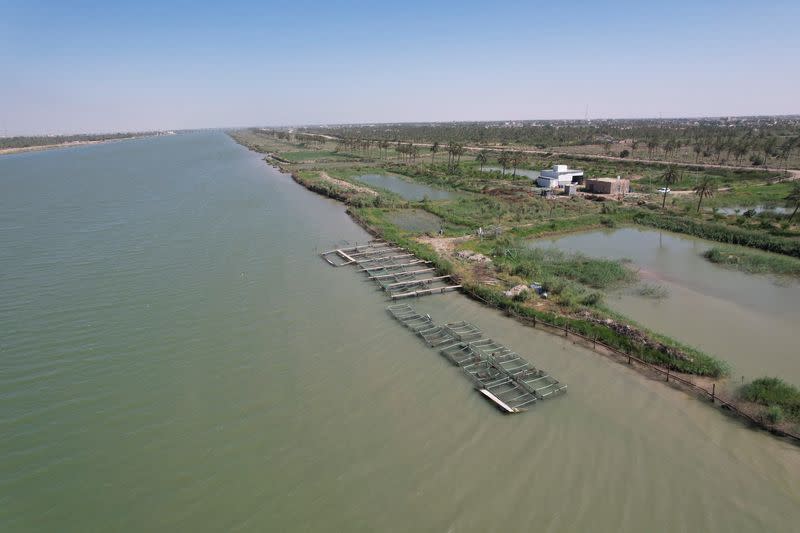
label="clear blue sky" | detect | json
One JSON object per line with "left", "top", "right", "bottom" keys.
{"left": 2, "top": 0, "right": 799, "bottom": 135}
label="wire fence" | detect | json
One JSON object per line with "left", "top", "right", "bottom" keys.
{"left": 467, "top": 290, "right": 800, "bottom": 444}
{"left": 351, "top": 230, "right": 800, "bottom": 444}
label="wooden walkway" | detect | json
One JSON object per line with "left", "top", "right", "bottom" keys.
{"left": 320, "top": 239, "right": 462, "bottom": 299}
{"left": 387, "top": 303, "right": 567, "bottom": 413}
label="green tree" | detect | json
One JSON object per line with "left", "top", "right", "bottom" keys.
{"left": 453, "top": 144, "right": 465, "bottom": 167}
{"left": 762, "top": 136, "right": 778, "bottom": 168}
{"left": 430, "top": 141, "right": 439, "bottom": 164}
{"left": 510, "top": 152, "right": 526, "bottom": 176}
{"left": 693, "top": 176, "right": 716, "bottom": 213}
{"left": 476, "top": 150, "right": 488, "bottom": 171}
{"left": 660, "top": 165, "right": 679, "bottom": 209}
{"left": 646, "top": 139, "right": 659, "bottom": 159}
{"left": 785, "top": 182, "right": 800, "bottom": 222}
{"left": 692, "top": 142, "right": 703, "bottom": 163}
{"left": 497, "top": 151, "right": 511, "bottom": 175}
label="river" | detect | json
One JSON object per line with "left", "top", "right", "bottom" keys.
{"left": 1, "top": 132, "right": 798, "bottom": 531}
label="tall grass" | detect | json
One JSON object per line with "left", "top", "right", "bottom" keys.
{"left": 464, "top": 282, "right": 727, "bottom": 377}
{"left": 498, "top": 246, "right": 636, "bottom": 289}
{"left": 740, "top": 377, "right": 800, "bottom": 421}
{"left": 633, "top": 211, "right": 800, "bottom": 258}
{"left": 703, "top": 247, "right": 800, "bottom": 276}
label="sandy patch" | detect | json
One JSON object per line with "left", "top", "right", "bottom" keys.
{"left": 415, "top": 235, "right": 471, "bottom": 256}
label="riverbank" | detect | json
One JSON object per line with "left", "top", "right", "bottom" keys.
{"left": 228, "top": 130, "right": 800, "bottom": 442}
{"left": 0, "top": 132, "right": 166, "bottom": 156}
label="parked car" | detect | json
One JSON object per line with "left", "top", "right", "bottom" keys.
{"left": 657, "top": 187, "right": 671, "bottom": 193}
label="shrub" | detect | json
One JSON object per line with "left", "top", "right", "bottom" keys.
{"left": 766, "top": 405, "right": 785, "bottom": 424}
{"left": 512, "top": 290, "right": 531, "bottom": 302}
{"left": 740, "top": 377, "right": 800, "bottom": 420}
{"left": 637, "top": 283, "right": 669, "bottom": 299}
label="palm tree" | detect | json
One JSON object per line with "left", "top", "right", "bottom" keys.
{"left": 430, "top": 141, "right": 439, "bottom": 164}
{"left": 646, "top": 139, "right": 659, "bottom": 159}
{"left": 476, "top": 150, "right": 488, "bottom": 171}
{"left": 693, "top": 142, "right": 703, "bottom": 163}
{"left": 660, "top": 165, "right": 679, "bottom": 209}
{"left": 693, "top": 176, "right": 716, "bottom": 213}
{"left": 454, "top": 144, "right": 465, "bottom": 167}
{"left": 762, "top": 136, "right": 778, "bottom": 169}
{"left": 446, "top": 142, "right": 457, "bottom": 169}
{"left": 497, "top": 151, "right": 511, "bottom": 175}
{"left": 785, "top": 182, "right": 800, "bottom": 223}
{"left": 510, "top": 152, "right": 526, "bottom": 177}
{"left": 410, "top": 144, "right": 420, "bottom": 164}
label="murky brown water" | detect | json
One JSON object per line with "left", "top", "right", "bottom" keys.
{"left": 2, "top": 134, "right": 798, "bottom": 532}
{"left": 531, "top": 227, "right": 800, "bottom": 384}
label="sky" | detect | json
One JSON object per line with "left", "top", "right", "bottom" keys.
{"left": 1, "top": 0, "right": 799, "bottom": 135}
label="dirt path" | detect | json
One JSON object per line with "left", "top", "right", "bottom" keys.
{"left": 415, "top": 235, "right": 471, "bottom": 255}
{"left": 318, "top": 171, "right": 376, "bottom": 195}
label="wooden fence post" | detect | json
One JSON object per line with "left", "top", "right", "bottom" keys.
{"left": 628, "top": 353, "right": 631, "bottom": 365}
{"left": 533, "top": 315, "right": 536, "bottom": 327}
{"left": 666, "top": 366, "right": 670, "bottom": 382}
{"left": 564, "top": 325, "right": 568, "bottom": 337}
{"left": 711, "top": 383, "right": 715, "bottom": 403}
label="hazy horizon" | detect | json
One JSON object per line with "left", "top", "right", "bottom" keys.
{"left": 3, "top": 0, "right": 799, "bottom": 136}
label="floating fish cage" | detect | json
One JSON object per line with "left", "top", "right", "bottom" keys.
{"left": 321, "top": 239, "right": 462, "bottom": 300}
{"left": 387, "top": 304, "right": 566, "bottom": 414}
{"left": 322, "top": 242, "right": 566, "bottom": 414}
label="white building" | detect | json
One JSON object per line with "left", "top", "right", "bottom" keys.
{"left": 536, "top": 164, "right": 584, "bottom": 188}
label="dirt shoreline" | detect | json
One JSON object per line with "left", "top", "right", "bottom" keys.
{"left": 0, "top": 135, "right": 154, "bottom": 156}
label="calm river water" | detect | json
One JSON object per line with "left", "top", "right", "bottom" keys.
{"left": 1, "top": 132, "right": 799, "bottom": 532}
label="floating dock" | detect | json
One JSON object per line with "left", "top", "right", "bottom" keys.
{"left": 387, "top": 304, "right": 567, "bottom": 413}
{"left": 321, "top": 239, "right": 462, "bottom": 299}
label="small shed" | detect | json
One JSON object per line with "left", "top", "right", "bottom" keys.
{"left": 585, "top": 177, "right": 630, "bottom": 195}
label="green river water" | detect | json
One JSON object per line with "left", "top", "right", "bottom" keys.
{"left": 1, "top": 132, "right": 799, "bottom": 532}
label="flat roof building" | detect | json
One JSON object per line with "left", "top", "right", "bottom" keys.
{"left": 585, "top": 177, "right": 630, "bottom": 195}
{"left": 536, "top": 164, "right": 584, "bottom": 188}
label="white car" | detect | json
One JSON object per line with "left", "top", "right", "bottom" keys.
{"left": 657, "top": 187, "right": 671, "bottom": 193}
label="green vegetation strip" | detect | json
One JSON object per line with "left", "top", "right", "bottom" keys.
{"left": 703, "top": 247, "right": 800, "bottom": 276}
{"left": 350, "top": 207, "right": 726, "bottom": 378}
{"left": 740, "top": 378, "right": 800, "bottom": 423}
{"left": 473, "top": 239, "right": 635, "bottom": 309}
{"left": 633, "top": 211, "right": 800, "bottom": 258}
{"left": 464, "top": 282, "right": 727, "bottom": 378}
